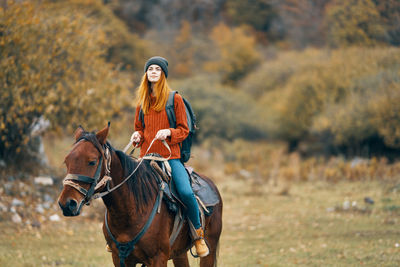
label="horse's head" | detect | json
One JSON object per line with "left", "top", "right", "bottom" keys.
{"left": 58, "top": 124, "right": 110, "bottom": 216}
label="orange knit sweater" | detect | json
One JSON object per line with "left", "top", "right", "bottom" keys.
{"left": 134, "top": 93, "right": 189, "bottom": 159}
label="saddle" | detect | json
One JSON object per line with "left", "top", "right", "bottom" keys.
{"left": 146, "top": 156, "right": 220, "bottom": 216}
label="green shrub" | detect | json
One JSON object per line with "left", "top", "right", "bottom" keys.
{"left": 313, "top": 50, "right": 400, "bottom": 150}
{"left": 240, "top": 47, "right": 400, "bottom": 154}
{"left": 171, "top": 75, "right": 267, "bottom": 142}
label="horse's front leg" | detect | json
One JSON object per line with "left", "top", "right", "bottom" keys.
{"left": 110, "top": 252, "right": 138, "bottom": 267}
{"left": 146, "top": 253, "right": 169, "bottom": 267}
{"left": 110, "top": 252, "right": 122, "bottom": 267}
{"left": 172, "top": 252, "right": 190, "bottom": 267}
{"left": 111, "top": 251, "right": 121, "bottom": 266}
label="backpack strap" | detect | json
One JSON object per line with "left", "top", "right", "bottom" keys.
{"left": 165, "top": 91, "right": 177, "bottom": 128}
{"left": 139, "top": 107, "right": 145, "bottom": 128}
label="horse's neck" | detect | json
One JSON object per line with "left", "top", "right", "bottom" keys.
{"left": 102, "top": 152, "right": 132, "bottom": 218}
{"left": 103, "top": 151, "right": 151, "bottom": 232}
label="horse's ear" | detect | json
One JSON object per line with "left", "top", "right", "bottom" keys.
{"left": 96, "top": 122, "right": 110, "bottom": 145}
{"left": 74, "top": 126, "right": 85, "bottom": 141}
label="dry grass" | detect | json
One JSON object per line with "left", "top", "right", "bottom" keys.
{"left": 1, "top": 177, "right": 400, "bottom": 266}
{"left": 219, "top": 179, "right": 400, "bottom": 266}
{"left": 1, "top": 139, "right": 400, "bottom": 266}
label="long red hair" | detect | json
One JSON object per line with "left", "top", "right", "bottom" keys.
{"left": 135, "top": 72, "right": 171, "bottom": 114}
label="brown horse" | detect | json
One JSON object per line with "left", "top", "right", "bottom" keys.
{"left": 57, "top": 124, "right": 223, "bottom": 267}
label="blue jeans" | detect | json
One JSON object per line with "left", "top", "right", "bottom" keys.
{"left": 169, "top": 159, "right": 201, "bottom": 229}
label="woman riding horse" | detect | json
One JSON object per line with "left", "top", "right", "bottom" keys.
{"left": 57, "top": 56, "right": 223, "bottom": 266}
{"left": 131, "top": 56, "right": 208, "bottom": 257}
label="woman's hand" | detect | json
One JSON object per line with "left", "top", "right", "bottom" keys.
{"left": 130, "top": 131, "right": 141, "bottom": 143}
{"left": 155, "top": 129, "right": 171, "bottom": 140}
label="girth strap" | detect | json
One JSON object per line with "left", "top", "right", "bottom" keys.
{"left": 169, "top": 208, "right": 184, "bottom": 246}
{"left": 105, "top": 192, "right": 161, "bottom": 267}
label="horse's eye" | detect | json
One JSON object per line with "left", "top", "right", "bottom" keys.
{"left": 88, "top": 160, "right": 97, "bottom": 166}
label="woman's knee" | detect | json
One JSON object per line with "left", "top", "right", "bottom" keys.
{"left": 178, "top": 187, "right": 195, "bottom": 203}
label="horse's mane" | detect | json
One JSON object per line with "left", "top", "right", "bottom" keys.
{"left": 76, "top": 131, "right": 159, "bottom": 212}
{"left": 114, "top": 149, "right": 159, "bottom": 212}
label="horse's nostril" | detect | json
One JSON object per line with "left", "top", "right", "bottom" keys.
{"left": 67, "top": 199, "right": 78, "bottom": 211}
{"left": 59, "top": 198, "right": 80, "bottom": 216}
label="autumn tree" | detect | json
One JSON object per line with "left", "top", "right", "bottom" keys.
{"left": 373, "top": 0, "right": 400, "bottom": 46}
{"left": 224, "top": 0, "right": 278, "bottom": 42}
{"left": 370, "top": 82, "right": 400, "bottom": 148}
{"left": 204, "top": 23, "right": 260, "bottom": 84}
{"left": 168, "top": 21, "right": 195, "bottom": 77}
{"left": 113, "top": 0, "right": 226, "bottom": 34}
{"left": 0, "top": 1, "right": 133, "bottom": 165}
{"left": 325, "top": 0, "right": 386, "bottom": 47}
{"left": 273, "top": 0, "right": 331, "bottom": 48}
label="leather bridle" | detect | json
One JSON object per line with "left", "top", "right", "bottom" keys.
{"left": 62, "top": 136, "right": 112, "bottom": 212}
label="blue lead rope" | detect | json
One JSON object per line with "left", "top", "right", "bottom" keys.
{"left": 105, "top": 192, "right": 161, "bottom": 267}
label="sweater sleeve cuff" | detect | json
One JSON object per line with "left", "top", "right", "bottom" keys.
{"left": 137, "top": 130, "right": 144, "bottom": 146}
{"left": 169, "top": 128, "right": 180, "bottom": 145}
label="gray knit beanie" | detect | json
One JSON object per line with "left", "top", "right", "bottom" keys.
{"left": 144, "top": 56, "right": 168, "bottom": 78}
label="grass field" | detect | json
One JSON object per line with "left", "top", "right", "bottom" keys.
{"left": 1, "top": 176, "right": 400, "bottom": 266}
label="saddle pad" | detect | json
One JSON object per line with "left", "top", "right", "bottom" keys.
{"left": 143, "top": 156, "right": 220, "bottom": 209}
{"left": 190, "top": 172, "right": 220, "bottom": 207}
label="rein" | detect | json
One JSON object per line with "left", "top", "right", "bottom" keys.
{"left": 92, "top": 138, "right": 171, "bottom": 199}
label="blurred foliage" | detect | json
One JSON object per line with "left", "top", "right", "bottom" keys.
{"left": 2, "top": 0, "right": 400, "bottom": 173}
{"left": 325, "top": 0, "right": 386, "bottom": 47}
{"left": 224, "top": 0, "right": 278, "bottom": 42}
{"left": 171, "top": 75, "right": 268, "bottom": 142}
{"left": 240, "top": 49, "right": 329, "bottom": 99}
{"left": 60, "top": 0, "right": 149, "bottom": 71}
{"left": 273, "top": 0, "right": 331, "bottom": 48}
{"left": 370, "top": 82, "right": 400, "bottom": 148}
{"left": 203, "top": 23, "right": 261, "bottom": 85}
{"left": 111, "top": 0, "right": 226, "bottom": 34}
{"left": 317, "top": 71, "right": 400, "bottom": 149}
{"left": 111, "top": 0, "right": 400, "bottom": 49}
{"left": 245, "top": 47, "right": 400, "bottom": 155}
{"left": 373, "top": 0, "right": 400, "bottom": 46}
{"left": 198, "top": 138, "right": 400, "bottom": 185}
{"left": 167, "top": 21, "right": 195, "bottom": 78}
{"left": 0, "top": 0, "right": 135, "bottom": 164}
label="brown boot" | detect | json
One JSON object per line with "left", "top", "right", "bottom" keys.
{"left": 194, "top": 228, "right": 209, "bottom": 257}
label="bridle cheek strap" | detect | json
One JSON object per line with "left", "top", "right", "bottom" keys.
{"left": 94, "top": 175, "right": 112, "bottom": 191}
